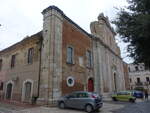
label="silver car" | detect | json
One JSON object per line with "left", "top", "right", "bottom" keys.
{"left": 57, "top": 91, "right": 103, "bottom": 113}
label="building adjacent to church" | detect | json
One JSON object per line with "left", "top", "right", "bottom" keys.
{"left": 128, "top": 63, "right": 150, "bottom": 92}
{"left": 0, "top": 6, "right": 126, "bottom": 104}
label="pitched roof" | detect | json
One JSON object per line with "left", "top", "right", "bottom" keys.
{"left": 0, "top": 31, "right": 42, "bottom": 55}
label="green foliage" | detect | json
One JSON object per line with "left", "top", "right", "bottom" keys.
{"left": 113, "top": 0, "right": 150, "bottom": 68}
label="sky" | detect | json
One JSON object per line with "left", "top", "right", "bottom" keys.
{"left": 0, "top": 0, "right": 132, "bottom": 63}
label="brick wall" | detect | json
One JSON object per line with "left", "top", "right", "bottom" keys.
{"left": 62, "top": 19, "right": 94, "bottom": 95}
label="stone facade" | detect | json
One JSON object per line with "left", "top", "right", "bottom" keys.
{"left": 90, "top": 13, "right": 125, "bottom": 94}
{"left": 0, "top": 6, "right": 126, "bottom": 104}
{"left": 128, "top": 63, "right": 150, "bottom": 92}
{"left": 0, "top": 32, "right": 42, "bottom": 101}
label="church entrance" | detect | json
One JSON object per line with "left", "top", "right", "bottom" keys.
{"left": 113, "top": 73, "right": 117, "bottom": 92}
{"left": 88, "top": 78, "right": 94, "bottom": 92}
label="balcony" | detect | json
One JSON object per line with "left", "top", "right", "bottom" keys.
{"left": 135, "top": 82, "right": 143, "bottom": 86}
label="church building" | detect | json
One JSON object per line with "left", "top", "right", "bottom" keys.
{"left": 0, "top": 6, "right": 126, "bottom": 104}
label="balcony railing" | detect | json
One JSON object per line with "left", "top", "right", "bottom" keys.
{"left": 135, "top": 82, "right": 143, "bottom": 86}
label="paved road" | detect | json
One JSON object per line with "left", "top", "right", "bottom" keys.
{"left": 1, "top": 99, "right": 149, "bottom": 113}
{"left": 113, "top": 100, "right": 150, "bottom": 113}
{"left": 0, "top": 102, "right": 24, "bottom": 113}
{"left": 0, "top": 102, "right": 124, "bottom": 113}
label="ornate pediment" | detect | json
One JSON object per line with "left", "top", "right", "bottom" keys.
{"left": 90, "top": 13, "right": 116, "bottom": 38}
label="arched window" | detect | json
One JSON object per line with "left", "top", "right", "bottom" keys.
{"left": 22, "top": 79, "right": 33, "bottom": 102}
{"left": 6, "top": 82, "right": 13, "bottom": 99}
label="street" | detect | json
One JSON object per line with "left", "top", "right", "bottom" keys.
{"left": 113, "top": 100, "right": 150, "bottom": 113}
{"left": 0, "top": 99, "right": 150, "bottom": 113}
{"left": 0, "top": 101, "right": 124, "bottom": 113}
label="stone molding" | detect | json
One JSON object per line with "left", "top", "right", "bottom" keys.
{"left": 21, "top": 79, "right": 34, "bottom": 102}
{"left": 5, "top": 80, "right": 14, "bottom": 100}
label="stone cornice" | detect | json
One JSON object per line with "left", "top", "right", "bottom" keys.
{"left": 42, "top": 5, "right": 92, "bottom": 38}
{"left": 0, "top": 31, "right": 42, "bottom": 55}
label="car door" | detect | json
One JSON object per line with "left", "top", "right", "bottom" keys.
{"left": 65, "top": 93, "right": 78, "bottom": 108}
{"left": 75, "top": 92, "right": 88, "bottom": 109}
{"left": 123, "top": 92, "right": 130, "bottom": 101}
{"left": 117, "top": 92, "right": 126, "bottom": 101}
{"left": 118, "top": 92, "right": 130, "bottom": 101}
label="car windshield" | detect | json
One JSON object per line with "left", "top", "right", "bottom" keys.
{"left": 117, "top": 91, "right": 132, "bottom": 95}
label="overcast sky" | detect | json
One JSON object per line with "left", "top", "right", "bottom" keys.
{"left": 0, "top": 0, "right": 132, "bottom": 63}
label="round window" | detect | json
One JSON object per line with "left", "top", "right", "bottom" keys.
{"left": 67, "top": 76, "right": 75, "bottom": 87}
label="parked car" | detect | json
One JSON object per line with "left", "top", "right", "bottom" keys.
{"left": 132, "top": 90, "right": 144, "bottom": 98}
{"left": 57, "top": 91, "right": 103, "bottom": 113}
{"left": 111, "top": 91, "right": 136, "bottom": 103}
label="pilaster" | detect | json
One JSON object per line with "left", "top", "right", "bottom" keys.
{"left": 38, "top": 6, "right": 63, "bottom": 104}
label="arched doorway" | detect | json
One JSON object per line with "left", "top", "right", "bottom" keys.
{"left": 24, "top": 81, "right": 32, "bottom": 101}
{"left": 88, "top": 78, "right": 94, "bottom": 92}
{"left": 6, "top": 83, "right": 13, "bottom": 99}
{"left": 113, "top": 72, "right": 117, "bottom": 92}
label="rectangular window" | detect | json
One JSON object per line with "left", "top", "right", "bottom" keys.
{"left": 86, "top": 50, "right": 92, "bottom": 68}
{"left": 67, "top": 47, "right": 74, "bottom": 64}
{"left": 146, "top": 77, "right": 150, "bottom": 82}
{"left": 137, "top": 77, "right": 140, "bottom": 83}
{"left": 28, "top": 48, "right": 34, "bottom": 64}
{"left": 0, "top": 59, "right": 2, "bottom": 71}
{"left": 135, "top": 66, "right": 138, "bottom": 71}
{"left": 11, "top": 55, "right": 16, "bottom": 68}
{"left": 129, "top": 78, "right": 132, "bottom": 83}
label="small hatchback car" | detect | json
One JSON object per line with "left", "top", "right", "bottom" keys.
{"left": 132, "top": 90, "right": 144, "bottom": 98}
{"left": 57, "top": 91, "right": 103, "bottom": 113}
{"left": 111, "top": 91, "right": 136, "bottom": 103}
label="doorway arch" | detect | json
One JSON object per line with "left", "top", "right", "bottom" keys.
{"left": 22, "top": 79, "right": 33, "bottom": 102}
{"left": 113, "top": 72, "right": 117, "bottom": 92}
{"left": 5, "top": 80, "right": 14, "bottom": 99}
{"left": 88, "top": 78, "right": 94, "bottom": 92}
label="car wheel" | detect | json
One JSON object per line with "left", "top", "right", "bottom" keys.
{"left": 59, "top": 102, "right": 65, "bottom": 109}
{"left": 112, "top": 97, "right": 117, "bottom": 101}
{"left": 85, "top": 104, "right": 93, "bottom": 113}
{"left": 129, "top": 99, "right": 135, "bottom": 103}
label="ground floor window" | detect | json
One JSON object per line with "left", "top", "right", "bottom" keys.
{"left": 22, "top": 79, "right": 33, "bottom": 102}
{"left": 6, "top": 82, "right": 13, "bottom": 99}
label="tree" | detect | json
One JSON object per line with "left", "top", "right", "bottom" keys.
{"left": 113, "top": 0, "right": 150, "bottom": 68}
